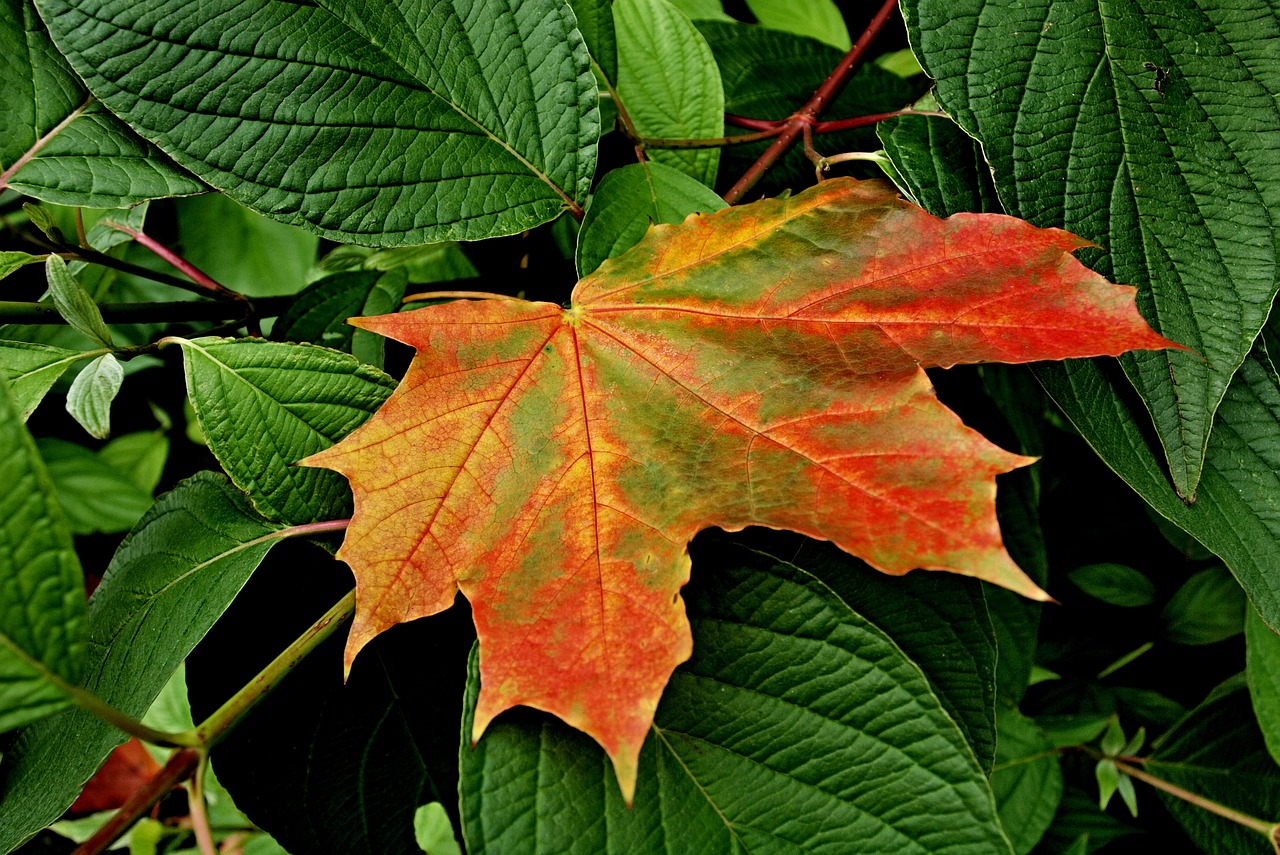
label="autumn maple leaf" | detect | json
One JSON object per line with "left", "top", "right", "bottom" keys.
{"left": 302, "top": 178, "right": 1176, "bottom": 801}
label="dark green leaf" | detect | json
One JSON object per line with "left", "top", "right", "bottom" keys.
{"left": 876, "top": 103, "right": 1002, "bottom": 217}
{"left": 64, "top": 352, "right": 122, "bottom": 439}
{"left": 1246, "top": 608, "right": 1280, "bottom": 766}
{"left": 45, "top": 256, "right": 112, "bottom": 348}
{"left": 576, "top": 161, "right": 727, "bottom": 277}
{"left": 460, "top": 561, "right": 1010, "bottom": 854}
{"left": 37, "top": 437, "right": 152, "bottom": 535}
{"left": 569, "top": 0, "right": 618, "bottom": 83}
{"left": 991, "top": 708, "right": 1063, "bottom": 855}
{"left": 0, "top": 473, "right": 285, "bottom": 853}
{"left": 0, "top": 0, "right": 201, "bottom": 206}
{"left": 1036, "top": 786, "right": 1140, "bottom": 854}
{"left": 176, "top": 194, "right": 319, "bottom": 299}
{"left": 743, "top": 0, "right": 849, "bottom": 49}
{"left": 176, "top": 337, "right": 395, "bottom": 524}
{"left": 0, "top": 340, "right": 85, "bottom": 419}
{"left": 35, "top": 0, "right": 598, "bottom": 244}
{"left": 1069, "top": 563, "right": 1156, "bottom": 608}
{"left": 0, "top": 376, "right": 85, "bottom": 734}
{"left": 902, "top": 0, "right": 1280, "bottom": 498}
{"left": 615, "top": 0, "right": 723, "bottom": 186}
{"left": 1160, "top": 565, "right": 1246, "bottom": 645}
{"left": 1149, "top": 684, "right": 1280, "bottom": 855}
{"left": 274, "top": 270, "right": 408, "bottom": 370}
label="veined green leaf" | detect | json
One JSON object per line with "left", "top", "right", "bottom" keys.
{"left": 460, "top": 560, "right": 1010, "bottom": 854}
{"left": 37, "top": 437, "right": 153, "bottom": 534}
{"left": 569, "top": 0, "right": 618, "bottom": 84}
{"left": 0, "top": 0, "right": 200, "bottom": 206}
{"left": 991, "top": 709, "right": 1063, "bottom": 855}
{"left": 34, "top": 0, "right": 599, "bottom": 244}
{"left": 0, "top": 250, "right": 40, "bottom": 281}
{"left": 98, "top": 430, "right": 169, "bottom": 494}
{"left": 1245, "top": 608, "right": 1280, "bottom": 767}
{"left": 176, "top": 337, "right": 395, "bottom": 524}
{"left": 45, "top": 256, "right": 112, "bottom": 348}
{"left": 876, "top": 104, "right": 1002, "bottom": 217}
{"left": 666, "top": 0, "right": 732, "bottom": 21}
{"left": 0, "top": 473, "right": 286, "bottom": 853}
{"left": 64, "top": 352, "right": 122, "bottom": 439}
{"left": 0, "top": 340, "right": 87, "bottom": 419}
{"left": 744, "top": 0, "right": 850, "bottom": 49}
{"left": 0, "top": 375, "right": 86, "bottom": 734}
{"left": 274, "top": 270, "right": 409, "bottom": 370}
{"left": 1068, "top": 563, "right": 1156, "bottom": 608}
{"left": 615, "top": 0, "right": 724, "bottom": 186}
{"left": 576, "top": 161, "right": 727, "bottom": 277}
{"left": 1161, "top": 565, "right": 1246, "bottom": 645}
{"left": 902, "top": 0, "right": 1280, "bottom": 499}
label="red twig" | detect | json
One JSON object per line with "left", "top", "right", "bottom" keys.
{"left": 102, "top": 222, "right": 238, "bottom": 301}
{"left": 72, "top": 748, "right": 202, "bottom": 855}
{"left": 724, "top": 114, "right": 784, "bottom": 131}
{"left": 812, "top": 108, "right": 947, "bottom": 134}
{"left": 722, "top": 0, "right": 901, "bottom": 204}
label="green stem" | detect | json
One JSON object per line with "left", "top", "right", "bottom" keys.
{"left": 71, "top": 747, "right": 202, "bottom": 855}
{"left": 0, "top": 296, "right": 293, "bottom": 326}
{"left": 1098, "top": 641, "right": 1154, "bottom": 678}
{"left": 184, "top": 586, "right": 356, "bottom": 749}
{"left": 187, "top": 755, "right": 219, "bottom": 855}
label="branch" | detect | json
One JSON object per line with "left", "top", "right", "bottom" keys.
{"left": 0, "top": 296, "right": 292, "bottom": 326}
{"left": 71, "top": 748, "right": 202, "bottom": 855}
{"left": 101, "top": 221, "right": 242, "bottom": 302}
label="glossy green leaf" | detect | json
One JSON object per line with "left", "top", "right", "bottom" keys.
{"left": 1246, "top": 608, "right": 1280, "bottom": 767}
{"left": 991, "top": 708, "right": 1063, "bottom": 855}
{"left": 902, "top": 0, "right": 1280, "bottom": 498}
{"left": 460, "top": 561, "right": 1010, "bottom": 854}
{"left": 34, "top": 0, "right": 598, "bottom": 244}
{"left": 274, "top": 270, "right": 408, "bottom": 370}
{"left": 1069, "top": 563, "right": 1156, "bottom": 608}
{"left": 0, "top": 473, "right": 285, "bottom": 854}
{"left": 64, "top": 352, "right": 122, "bottom": 439}
{"left": 98, "top": 430, "right": 169, "bottom": 494}
{"left": 1161, "top": 565, "right": 1246, "bottom": 645}
{"left": 615, "top": 0, "right": 723, "bottom": 185}
{"left": 0, "top": 0, "right": 201, "bottom": 206}
{"left": 0, "top": 340, "right": 85, "bottom": 419}
{"left": 37, "top": 437, "right": 152, "bottom": 535}
{"left": 1149, "top": 684, "right": 1280, "bottom": 855}
{"left": 176, "top": 194, "right": 319, "bottom": 299}
{"left": 0, "top": 376, "right": 85, "bottom": 734}
{"left": 569, "top": 0, "right": 618, "bottom": 84}
{"left": 45, "top": 256, "right": 112, "bottom": 348}
{"left": 744, "top": 0, "right": 849, "bottom": 49}
{"left": 576, "top": 161, "right": 727, "bottom": 277}
{"left": 176, "top": 337, "right": 395, "bottom": 524}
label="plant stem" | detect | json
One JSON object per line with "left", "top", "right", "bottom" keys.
{"left": 71, "top": 747, "right": 202, "bottom": 855}
{"left": 0, "top": 296, "right": 293, "bottom": 326}
{"left": 725, "top": 114, "right": 784, "bottom": 131}
{"left": 1111, "top": 755, "right": 1279, "bottom": 845}
{"left": 187, "top": 756, "right": 219, "bottom": 855}
{"left": 403, "top": 289, "right": 522, "bottom": 304}
{"left": 73, "top": 208, "right": 89, "bottom": 248}
{"left": 639, "top": 128, "right": 784, "bottom": 149}
{"left": 1097, "top": 641, "right": 1154, "bottom": 678}
{"left": 0, "top": 98, "right": 93, "bottom": 190}
{"left": 811, "top": 109, "right": 948, "bottom": 134}
{"left": 185, "top": 588, "right": 356, "bottom": 749}
{"left": 101, "top": 221, "right": 242, "bottom": 302}
{"left": 723, "top": 0, "right": 900, "bottom": 204}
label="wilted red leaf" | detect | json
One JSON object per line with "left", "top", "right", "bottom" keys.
{"left": 304, "top": 178, "right": 1176, "bottom": 800}
{"left": 69, "top": 738, "right": 162, "bottom": 814}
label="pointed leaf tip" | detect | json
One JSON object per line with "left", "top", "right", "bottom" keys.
{"left": 309, "top": 178, "right": 1177, "bottom": 798}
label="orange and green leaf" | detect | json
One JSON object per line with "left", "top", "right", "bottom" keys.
{"left": 302, "top": 178, "right": 1177, "bottom": 802}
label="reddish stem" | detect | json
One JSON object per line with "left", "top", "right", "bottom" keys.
{"left": 72, "top": 748, "right": 202, "bottom": 855}
{"left": 724, "top": 114, "right": 784, "bottom": 131}
{"left": 812, "top": 109, "right": 945, "bottom": 134}
{"left": 722, "top": 0, "right": 901, "bottom": 204}
{"left": 102, "top": 221, "right": 241, "bottom": 302}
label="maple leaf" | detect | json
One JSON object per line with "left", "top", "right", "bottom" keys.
{"left": 302, "top": 178, "right": 1177, "bottom": 801}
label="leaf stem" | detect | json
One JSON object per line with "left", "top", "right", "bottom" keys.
{"left": 101, "top": 221, "right": 243, "bottom": 303}
{"left": 71, "top": 747, "right": 202, "bottom": 855}
{"left": 183, "top": 587, "right": 356, "bottom": 749}
{"left": 722, "top": 0, "right": 900, "bottom": 204}
{"left": 0, "top": 98, "right": 94, "bottom": 190}
{"left": 187, "top": 757, "right": 219, "bottom": 855}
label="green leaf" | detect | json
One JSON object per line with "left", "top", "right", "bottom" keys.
{"left": 744, "top": 0, "right": 850, "bottom": 50}
{"left": 0, "top": 473, "right": 285, "bottom": 853}
{"left": 1149, "top": 684, "right": 1280, "bottom": 855}
{"left": 876, "top": 104, "right": 1002, "bottom": 218}
{"left": 0, "top": 375, "right": 86, "bottom": 734}
{"left": 666, "top": 0, "right": 732, "bottom": 21}
{"left": 98, "top": 430, "right": 169, "bottom": 494}
{"left": 902, "top": 0, "right": 1280, "bottom": 499}
{"left": 576, "top": 161, "right": 727, "bottom": 277}
{"left": 1069, "top": 563, "right": 1156, "bottom": 608}
{"left": 1094, "top": 759, "right": 1119, "bottom": 812}
{"left": 1246, "top": 608, "right": 1280, "bottom": 767}
{"left": 1037, "top": 786, "right": 1140, "bottom": 854}
{"left": 569, "top": 0, "right": 618, "bottom": 84}
{"left": 274, "top": 270, "right": 409, "bottom": 369}
{"left": 0, "top": 250, "right": 39, "bottom": 281}
{"left": 875, "top": 48, "right": 925, "bottom": 80}
{"left": 176, "top": 337, "right": 395, "bottom": 524}
{"left": 1161, "top": 565, "right": 1246, "bottom": 646}
{"left": 415, "top": 803, "right": 461, "bottom": 855}
{"left": 460, "top": 560, "right": 1010, "bottom": 854}
{"left": 45, "top": 255, "right": 112, "bottom": 348}
{"left": 991, "top": 708, "right": 1063, "bottom": 855}
{"left": 615, "top": 0, "right": 723, "bottom": 185}
{"left": 64, "top": 352, "right": 122, "bottom": 439}
{"left": 175, "top": 194, "right": 319, "bottom": 299}
{"left": 37, "top": 437, "right": 153, "bottom": 535}
{"left": 0, "top": 340, "right": 85, "bottom": 419}
{"left": 35, "top": 0, "right": 598, "bottom": 244}
{"left": 0, "top": 0, "right": 201, "bottom": 206}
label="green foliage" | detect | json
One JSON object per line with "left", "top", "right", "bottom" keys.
{"left": 1, "top": 2, "right": 1278, "bottom": 853}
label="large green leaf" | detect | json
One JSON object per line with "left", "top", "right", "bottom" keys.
{"left": 274, "top": 269, "right": 409, "bottom": 370}
{"left": 1246, "top": 608, "right": 1280, "bottom": 766}
{"left": 990, "top": 708, "right": 1063, "bottom": 855}
{"left": 0, "top": 0, "right": 200, "bottom": 205}
{"left": 34, "top": 0, "right": 598, "bottom": 244}
{"left": 176, "top": 337, "right": 395, "bottom": 524}
{"left": 1149, "top": 684, "right": 1280, "bottom": 855}
{"left": 569, "top": 0, "right": 618, "bottom": 84}
{"left": 902, "top": 0, "right": 1280, "bottom": 499}
{"left": 0, "top": 473, "right": 284, "bottom": 854}
{"left": 460, "top": 560, "right": 1010, "bottom": 854}
{"left": 0, "top": 340, "right": 87, "bottom": 419}
{"left": 743, "top": 0, "right": 849, "bottom": 50}
{"left": 176, "top": 194, "right": 319, "bottom": 299}
{"left": 615, "top": 0, "right": 724, "bottom": 186}
{"left": 0, "top": 375, "right": 85, "bottom": 734}
{"left": 876, "top": 103, "right": 1001, "bottom": 218}
{"left": 37, "top": 437, "right": 153, "bottom": 535}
